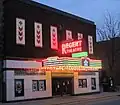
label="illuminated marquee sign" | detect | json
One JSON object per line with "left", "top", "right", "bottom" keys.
{"left": 61, "top": 40, "right": 82, "bottom": 54}
{"left": 42, "top": 57, "right": 102, "bottom": 71}
{"left": 72, "top": 52, "right": 88, "bottom": 58}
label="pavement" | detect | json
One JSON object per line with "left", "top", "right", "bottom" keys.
{"left": 1, "top": 92, "right": 120, "bottom": 105}
{"left": 89, "top": 99, "right": 120, "bottom": 105}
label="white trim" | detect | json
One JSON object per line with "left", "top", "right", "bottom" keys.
{"left": 4, "top": 60, "right": 42, "bottom": 69}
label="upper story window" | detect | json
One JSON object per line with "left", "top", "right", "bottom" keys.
{"left": 78, "top": 33, "right": 83, "bottom": 40}
{"left": 66, "top": 30, "right": 72, "bottom": 40}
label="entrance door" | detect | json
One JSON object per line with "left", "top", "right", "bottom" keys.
{"left": 52, "top": 78, "right": 72, "bottom": 96}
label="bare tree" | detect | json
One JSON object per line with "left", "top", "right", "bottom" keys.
{"left": 96, "top": 12, "right": 120, "bottom": 77}
{"left": 97, "top": 12, "right": 120, "bottom": 41}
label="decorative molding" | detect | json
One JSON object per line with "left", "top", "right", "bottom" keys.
{"left": 4, "top": 60, "right": 42, "bottom": 69}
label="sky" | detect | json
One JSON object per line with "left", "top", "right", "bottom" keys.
{"left": 33, "top": 0, "right": 120, "bottom": 40}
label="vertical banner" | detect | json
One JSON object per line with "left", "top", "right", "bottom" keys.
{"left": 50, "top": 26, "right": 58, "bottom": 50}
{"left": 88, "top": 35, "right": 93, "bottom": 54}
{"left": 14, "top": 79, "right": 24, "bottom": 97}
{"left": 34, "top": 22, "right": 42, "bottom": 47}
{"left": 78, "top": 33, "right": 83, "bottom": 40}
{"left": 16, "top": 18, "right": 25, "bottom": 45}
{"left": 66, "top": 30, "right": 72, "bottom": 40}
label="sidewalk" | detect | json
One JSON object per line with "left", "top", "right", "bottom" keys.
{"left": 1, "top": 92, "right": 120, "bottom": 105}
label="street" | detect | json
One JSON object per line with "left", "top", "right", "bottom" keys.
{"left": 0, "top": 92, "right": 119, "bottom": 105}
{"left": 89, "top": 98, "right": 120, "bottom": 105}
{"left": 54, "top": 93, "right": 120, "bottom": 105}
{"left": 70, "top": 96, "right": 120, "bottom": 105}
{"left": 60, "top": 97, "right": 120, "bottom": 105}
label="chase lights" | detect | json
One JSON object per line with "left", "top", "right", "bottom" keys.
{"left": 41, "top": 57, "right": 102, "bottom": 72}
{"left": 43, "top": 57, "right": 102, "bottom": 68}
{"left": 40, "top": 66, "right": 101, "bottom": 71}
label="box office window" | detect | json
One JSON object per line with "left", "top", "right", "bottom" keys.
{"left": 91, "top": 78, "right": 96, "bottom": 90}
{"left": 78, "top": 79, "right": 87, "bottom": 88}
{"left": 32, "top": 80, "right": 46, "bottom": 92}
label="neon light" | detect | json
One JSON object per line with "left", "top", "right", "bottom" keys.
{"left": 61, "top": 40, "right": 82, "bottom": 54}
{"left": 40, "top": 66, "right": 102, "bottom": 71}
{"left": 72, "top": 52, "right": 88, "bottom": 58}
{"left": 46, "top": 56, "right": 58, "bottom": 61}
{"left": 43, "top": 57, "right": 102, "bottom": 70}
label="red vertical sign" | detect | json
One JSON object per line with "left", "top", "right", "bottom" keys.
{"left": 88, "top": 35, "right": 93, "bottom": 54}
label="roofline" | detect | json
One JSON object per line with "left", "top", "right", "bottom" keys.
{"left": 4, "top": 0, "right": 95, "bottom": 25}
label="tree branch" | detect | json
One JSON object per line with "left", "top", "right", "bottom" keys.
{"left": 97, "top": 12, "right": 120, "bottom": 74}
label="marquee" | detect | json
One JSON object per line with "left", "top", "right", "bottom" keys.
{"left": 41, "top": 57, "right": 102, "bottom": 72}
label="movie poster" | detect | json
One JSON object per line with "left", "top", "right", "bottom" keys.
{"left": 38, "top": 80, "right": 46, "bottom": 91}
{"left": 15, "top": 79, "right": 24, "bottom": 97}
{"left": 91, "top": 78, "right": 96, "bottom": 90}
{"left": 32, "top": 80, "right": 38, "bottom": 91}
{"left": 82, "top": 79, "right": 87, "bottom": 88}
{"left": 78, "top": 79, "right": 87, "bottom": 88}
{"left": 78, "top": 79, "right": 83, "bottom": 88}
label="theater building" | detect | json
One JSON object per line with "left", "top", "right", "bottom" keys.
{"left": 1, "top": 0, "right": 102, "bottom": 102}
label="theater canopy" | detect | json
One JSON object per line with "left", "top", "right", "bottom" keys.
{"left": 40, "top": 57, "right": 102, "bottom": 72}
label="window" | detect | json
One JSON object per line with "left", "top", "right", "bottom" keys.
{"left": 78, "top": 33, "right": 83, "bottom": 40}
{"left": 78, "top": 79, "right": 87, "bottom": 88}
{"left": 32, "top": 80, "right": 46, "bottom": 92}
{"left": 91, "top": 78, "right": 96, "bottom": 90}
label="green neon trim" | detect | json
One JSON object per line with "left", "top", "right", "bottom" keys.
{"left": 72, "top": 52, "right": 88, "bottom": 58}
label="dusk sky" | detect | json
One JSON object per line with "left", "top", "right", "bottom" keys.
{"left": 33, "top": 0, "right": 120, "bottom": 40}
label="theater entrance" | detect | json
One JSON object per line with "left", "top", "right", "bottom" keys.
{"left": 52, "top": 77, "right": 73, "bottom": 96}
